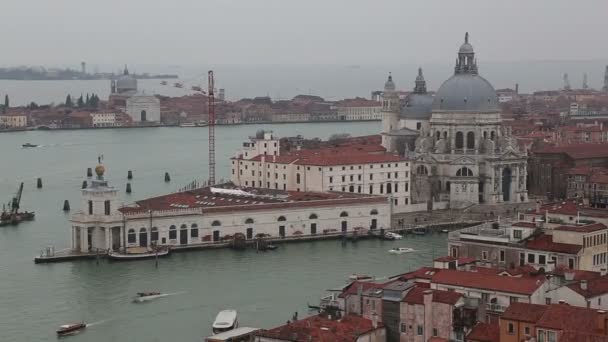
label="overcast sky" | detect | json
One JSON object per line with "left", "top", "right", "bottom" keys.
{"left": 2, "top": 0, "right": 608, "bottom": 67}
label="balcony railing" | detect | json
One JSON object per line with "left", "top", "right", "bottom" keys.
{"left": 485, "top": 303, "right": 507, "bottom": 312}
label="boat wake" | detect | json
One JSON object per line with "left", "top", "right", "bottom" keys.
{"left": 133, "top": 291, "right": 185, "bottom": 303}
{"left": 85, "top": 319, "right": 108, "bottom": 327}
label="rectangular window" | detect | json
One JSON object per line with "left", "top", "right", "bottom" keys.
{"left": 539, "top": 255, "right": 546, "bottom": 265}
{"left": 400, "top": 323, "right": 406, "bottom": 333}
{"left": 417, "top": 325, "right": 423, "bottom": 336}
{"left": 104, "top": 200, "right": 111, "bottom": 215}
{"left": 395, "top": 184, "right": 398, "bottom": 192}
{"left": 190, "top": 228, "right": 199, "bottom": 238}
{"left": 350, "top": 175, "right": 353, "bottom": 181}
{"left": 547, "top": 331, "right": 556, "bottom": 342}
{"left": 538, "top": 330, "right": 546, "bottom": 342}
{"left": 358, "top": 175, "right": 361, "bottom": 181}
{"left": 369, "top": 185, "right": 373, "bottom": 194}
{"left": 569, "top": 258, "right": 575, "bottom": 269}
{"left": 370, "top": 174, "right": 373, "bottom": 180}
{"left": 88, "top": 200, "right": 93, "bottom": 215}
{"left": 433, "top": 328, "right": 437, "bottom": 336}
{"left": 482, "top": 251, "right": 488, "bottom": 260}
{"left": 342, "top": 176, "right": 345, "bottom": 182}
{"left": 528, "top": 253, "right": 535, "bottom": 263}
{"left": 387, "top": 172, "right": 391, "bottom": 179}
{"left": 514, "top": 229, "right": 522, "bottom": 239}
{"left": 520, "top": 253, "right": 525, "bottom": 266}
{"left": 508, "top": 323, "right": 514, "bottom": 334}
{"left": 500, "top": 250, "right": 505, "bottom": 262}
{"left": 525, "top": 326, "right": 530, "bottom": 335}
{"left": 329, "top": 176, "right": 333, "bottom": 183}
{"left": 296, "top": 173, "right": 301, "bottom": 184}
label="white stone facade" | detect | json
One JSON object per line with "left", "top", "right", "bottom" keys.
{"left": 126, "top": 94, "right": 160, "bottom": 123}
{"left": 337, "top": 105, "right": 382, "bottom": 121}
{"left": 0, "top": 114, "right": 27, "bottom": 128}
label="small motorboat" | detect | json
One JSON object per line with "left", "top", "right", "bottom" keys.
{"left": 413, "top": 227, "right": 427, "bottom": 235}
{"left": 388, "top": 247, "right": 415, "bottom": 255}
{"left": 265, "top": 244, "right": 278, "bottom": 251}
{"left": 384, "top": 232, "right": 403, "bottom": 240}
{"left": 160, "top": 80, "right": 168, "bottom": 85}
{"left": 22, "top": 143, "right": 38, "bottom": 148}
{"left": 107, "top": 247, "right": 170, "bottom": 261}
{"left": 349, "top": 274, "right": 373, "bottom": 281}
{"left": 213, "top": 310, "right": 238, "bottom": 334}
{"left": 56, "top": 322, "right": 86, "bottom": 336}
{"left": 441, "top": 229, "right": 449, "bottom": 233}
{"left": 133, "top": 291, "right": 165, "bottom": 302}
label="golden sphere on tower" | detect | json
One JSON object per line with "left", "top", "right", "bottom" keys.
{"left": 95, "top": 164, "right": 105, "bottom": 177}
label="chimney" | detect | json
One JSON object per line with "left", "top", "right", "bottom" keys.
{"left": 581, "top": 280, "right": 588, "bottom": 290}
{"left": 423, "top": 290, "right": 433, "bottom": 308}
{"left": 597, "top": 310, "right": 607, "bottom": 333}
{"left": 515, "top": 83, "right": 519, "bottom": 95}
{"left": 601, "top": 268, "right": 607, "bottom": 276}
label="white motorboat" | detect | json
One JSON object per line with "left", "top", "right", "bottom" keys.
{"left": 384, "top": 232, "right": 403, "bottom": 240}
{"left": 133, "top": 291, "right": 165, "bottom": 302}
{"left": 348, "top": 274, "right": 373, "bottom": 281}
{"left": 213, "top": 310, "right": 238, "bottom": 334}
{"left": 107, "top": 247, "right": 170, "bottom": 261}
{"left": 56, "top": 322, "right": 86, "bottom": 336}
{"left": 388, "top": 247, "right": 415, "bottom": 255}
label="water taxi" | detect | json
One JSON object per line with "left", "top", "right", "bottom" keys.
{"left": 384, "top": 232, "right": 402, "bottom": 240}
{"left": 107, "top": 247, "right": 170, "bottom": 261}
{"left": 56, "top": 322, "right": 86, "bottom": 336}
{"left": 212, "top": 310, "right": 238, "bottom": 334}
{"left": 388, "top": 247, "right": 415, "bottom": 255}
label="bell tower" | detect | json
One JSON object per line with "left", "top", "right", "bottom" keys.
{"left": 381, "top": 73, "right": 400, "bottom": 149}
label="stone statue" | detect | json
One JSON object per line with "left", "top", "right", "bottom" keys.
{"left": 434, "top": 138, "right": 448, "bottom": 154}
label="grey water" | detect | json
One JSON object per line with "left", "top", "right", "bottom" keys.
{"left": 0, "top": 122, "right": 449, "bottom": 342}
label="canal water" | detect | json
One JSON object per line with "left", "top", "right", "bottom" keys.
{"left": 0, "top": 122, "right": 448, "bottom": 342}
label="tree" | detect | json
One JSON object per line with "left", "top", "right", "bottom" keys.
{"left": 77, "top": 95, "right": 84, "bottom": 108}
{"left": 85, "top": 93, "right": 90, "bottom": 106}
{"left": 29, "top": 102, "right": 38, "bottom": 109}
{"left": 65, "top": 95, "right": 73, "bottom": 107}
{"left": 4, "top": 95, "right": 8, "bottom": 109}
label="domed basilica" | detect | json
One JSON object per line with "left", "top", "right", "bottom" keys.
{"left": 381, "top": 33, "right": 528, "bottom": 208}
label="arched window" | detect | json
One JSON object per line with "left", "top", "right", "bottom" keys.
{"left": 190, "top": 223, "right": 199, "bottom": 238}
{"left": 169, "top": 225, "right": 177, "bottom": 239}
{"left": 151, "top": 227, "right": 159, "bottom": 242}
{"left": 349, "top": 185, "right": 354, "bottom": 192}
{"left": 466, "top": 132, "right": 475, "bottom": 149}
{"left": 127, "top": 229, "right": 136, "bottom": 243}
{"left": 446, "top": 181, "right": 451, "bottom": 192}
{"left": 309, "top": 213, "right": 318, "bottom": 220}
{"left": 245, "top": 218, "right": 254, "bottom": 224}
{"left": 139, "top": 227, "right": 147, "bottom": 233}
{"left": 340, "top": 211, "right": 349, "bottom": 217}
{"left": 386, "top": 183, "right": 392, "bottom": 194}
{"left": 370, "top": 209, "right": 379, "bottom": 215}
{"left": 436, "top": 131, "right": 441, "bottom": 140}
{"left": 443, "top": 131, "right": 448, "bottom": 139}
{"left": 416, "top": 165, "right": 428, "bottom": 175}
{"left": 278, "top": 216, "right": 287, "bottom": 222}
{"left": 455, "top": 131, "right": 464, "bottom": 149}
{"left": 491, "top": 131, "right": 496, "bottom": 141}
{"left": 180, "top": 224, "right": 187, "bottom": 229}
{"left": 456, "top": 167, "right": 474, "bottom": 177}
{"left": 483, "top": 131, "right": 488, "bottom": 139}
{"left": 211, "top": 220, "right": 221, "bottom": 227}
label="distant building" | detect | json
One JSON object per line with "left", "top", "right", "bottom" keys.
{"left": 90, "top": 112, "right": 117, "bottom": 127}
{"left": 109, "top": 66, "right": 138, "bottom": 107}
{"left": 334, "top": 98, "right": 381, "bottom": 121}
{"left": 126, "top": 94, "right": 161, "bottom": 123}
{"left": 0, "top": 113, "right": 27, "bottom": 128}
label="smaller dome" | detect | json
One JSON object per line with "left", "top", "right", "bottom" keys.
{"left": 459, "top": 42, "right": 474, "bottom": 54}
{"left": 95, "top": 164, "right": 105, "bottom": 177}
{"left": 384, "top": 73, "right": 395, "bottom": 91}
{"left": 400, "top": 93, "right": 434, "bottom": 120}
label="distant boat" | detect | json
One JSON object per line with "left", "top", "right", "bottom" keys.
{"left": 384, "top": 232, "right": 402, "bottom": 240}
{"left": 174, "top": 82, "right": 183, "bottom": 88}
{"left": 160, "top": 80, "right": 168, "bottom": 85}
{"left": 213, "top": 310, "right": 238, "bottom": 334}
{"left": 191, "top": 85, "right": 203, "bottom": 92}
{"left": 22, "top": 143, "right": 38, "bottom": 148}
{"left": 133, "top": 291, "right": 165, "bottom": 302}
{"left": 388, "top": 247, "right": 415, "bottom": 255}
{"left": 413, "top": 227, "right": 427, "bottom": 235}
{"left": 56, "top": 322, "right": 86, "bottom": 336}
{"left": 349, "top": 274, "right": 373, "bottom": 281}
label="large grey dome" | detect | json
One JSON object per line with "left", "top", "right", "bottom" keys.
{"left": 116, "top": 66, "right": 137, "bottom": 94}
{"left": 432, "top": 74, "right": 499, "bottom": 112}
{"left": 432, "top": 33, "right": 499, "bottom": 113}
{"left": 401, "top": 93, "right": 434, "bottom": 119}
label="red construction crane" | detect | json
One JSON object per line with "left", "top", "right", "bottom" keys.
{"left": 208, "top": 70, "right": 216, "bottom": 186}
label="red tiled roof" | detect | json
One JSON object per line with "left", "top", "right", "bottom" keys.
{"left": 591, "top": 173, "right": 608, "bottom": 184}
{"left": 397, "top": 267, "right": 441, "bottom": 281}
{"left": 525, "top": 234, "right": 582, "bottom": 254}
{"left": 501, "top": 302, "right": 548, "bottom": 323}
{"left": 535, "top": 143, "right": 608, "bottom": 159}
{"left": 567, "top": 276, "right": 608, "bottom": 298}
{"left": 559, "top": 332, "right": 608, "bottom": 342}
{"left": 256, "top": 314, "right": 383, "bottom": 342}
{"left": 536, "top": 303, "right": 602, "bottom": 332}
{"left": 512, "top": 221, "right": 537, "bottom": 228}
{"left": 118, "top": 184, "right": 384, "bottom": 215}
{"left": 466, "top": 322, "right": 500, "bottom": 342}
{"left": 428, "top": 338, "right": 449, "bottom": 342}
{"left": 536, "top": 201, "right": 608, "bottom": 218}
{"left": 402, "top": 286, "right": 463, "bottom": 305}
{"left": 431, "top": 270, "right": 545, "bottom": 295}
{"left": 551, "top": 266, "right": 601, "bottom": 281}
{"left": 555, "top": 223, "right": 607, "bottom": 233}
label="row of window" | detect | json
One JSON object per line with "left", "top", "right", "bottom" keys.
{"left": 88, "top": 200, "right": 111, "bottom": 216}
{"left": 584, "top": 232, "right": 607, "bottom": 248}
{"left": 593, "top": 252, "right": 607, "bottom": 266}
{"left": 329, "top": 182, "right": 409, "bottom": 195}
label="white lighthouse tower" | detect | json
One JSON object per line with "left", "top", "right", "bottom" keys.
{"left": 70, "top": 163, "right": 121, "bottom": 253}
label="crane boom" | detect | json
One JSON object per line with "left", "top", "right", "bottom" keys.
{"left": 11, "top": 182, "right": 24, "bottom": 214}
{"left": 208, "top": 71, "right": 216, "bottom": 186}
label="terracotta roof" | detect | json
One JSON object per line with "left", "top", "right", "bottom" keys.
{"left": 536, "top": 303, "right": 602, "bottom": 332}
{"left": 512, "top": 221, "right": 537, "bottom": 228}
{"left": 466, "top": 322, "right": 500, "bottom": 342}
{"left": 119, "top": 184, "right": 384, "bottom": 215}
{"left": 555, "top": 223, "right": 607, "bottom": 233}
{"left": 431, "top": 270, "right": 545, "bottom": 295}
{"left": 535, "top": 143, "right": 608, "bottom": 159}
{"left": 256, "top": 314, "right": 383, "bottom": 342}
{"left": 501, "top": 302, "right": 548, "bottom": 323}
{"left": 551, "top": 266, "right": 601, "bottom": 281}
{"left": 591, "top": 173, "right": 608, "bottom": 184}
{"left": 525, "top": 234, "right": 582, "bottom": 254}
{"left": 396, "top": 267, "right": 441, "bottom": 281}
{"left": 559, "top": 332, "right": 608, "bottom": 342}
{"left": 536, "top": 201, "right": 608, "bottom": 218}
{"left": 428, "top": 338, "right": 449, "bottom": 342}
{"left": 567, "top": 276, "right": 608, "bottom": 298}
{"left": 339, "top": 280, "right": 387, "bottom": 299}
{"left": 402, "top": 286, "right": 463, "bottom": 305}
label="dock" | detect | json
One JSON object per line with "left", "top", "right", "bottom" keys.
{"left": 34, "top": 220, "right": 484, "bottom": 264}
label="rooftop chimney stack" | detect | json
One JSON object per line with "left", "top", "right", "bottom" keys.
{"left": 581, "top": 280, "right": 588, "bottom": 290}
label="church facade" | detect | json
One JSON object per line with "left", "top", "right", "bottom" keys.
{"left": 382, "top": 33, "right": 528, "bottom": 209}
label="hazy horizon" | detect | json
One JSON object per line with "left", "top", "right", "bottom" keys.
{"left": 2, "top": 0, "right": 607, "bottom": 66}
